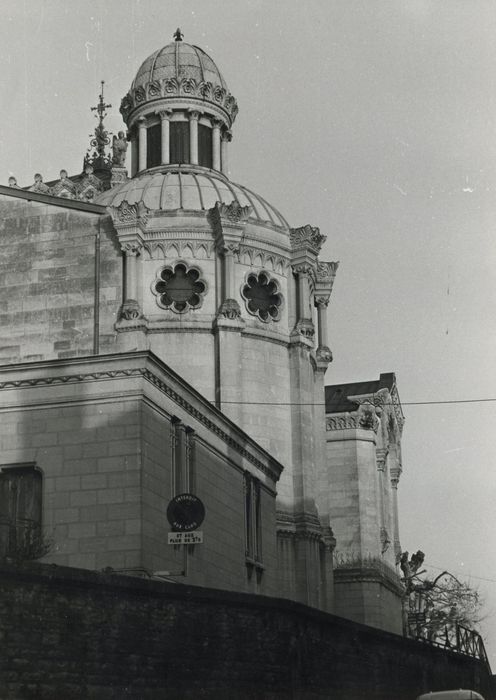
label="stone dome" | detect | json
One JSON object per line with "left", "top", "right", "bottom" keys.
{"left": 120, "top": 38, "right": 238, "bottom": 127}
{"left": 96, "top": 166, "right": 289, "bottom": 231}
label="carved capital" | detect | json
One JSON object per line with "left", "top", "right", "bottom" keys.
{"left": 221, "top": 241, "right": 240, "bottom": 256}
{"left": 222, "top": 130, "right": 233, "bottom": 143}
{"left": 188, "top": 109, "right": 201, "bottom": 121}
{"left": 316, "top": 345, "right": 333, "bottom": 363}
{"left": 212, "top": 118, "right": 223, "bottom": 130}
{"left": 316, "top": 260, "right": 339, "bottom": 283}
{"left": 217, "top": 298, "right": 242, "bottom": 320}
{"left": 292, "top": 263, "right": 313, "bottom": 277}
{"left": 376, "top": 448, "right": 388, "bottom": 472}
{"left": 156, "top": 109, "right": 172, "bottom": 120}
{"left": 119, "top": 299, "right": 143, "bottom": 321}
{"left": 314, "top": 295, "right": 330, "bottom": 309}
{"left": 290, "top": 224, "right": 326, "bottom": 255}
{"left": 120, "top": 241, "right": 142, "bottom": 256}
{"left": 294, "top": 319, "right": 315, "bottom": 338}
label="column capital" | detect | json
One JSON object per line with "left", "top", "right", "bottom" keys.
{"left": 222, "top": 129, "right": 233, "bottom": 143}
{"left": 212, "top": 118, "right": 223, "bottom": 129}
{"left": 314, "top": 294, "right": 330, "bottom": 309}
{"left": 188, "top": 109, "right": 201, "bottom": 120}
{"left": 292, "top": 262, "right": 313, "bottom": 277}
{"left": 156, "top": 109, "right": 172, "bottom": 120}
{"left": 137, "top": 116, "right": 147, "bottom": 126}
{"left": 120, "top": 241, "right": 142, "bottom": 256}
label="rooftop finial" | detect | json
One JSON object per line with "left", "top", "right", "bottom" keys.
{"left": 88, "top": 80, "right": 112, "bottom": 159}
{"left": 173, "top": 28, "right": 184, "bottom": 42}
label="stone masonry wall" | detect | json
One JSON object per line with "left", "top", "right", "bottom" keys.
{"left": 0, "top": 197, "right": 121, "bottom": 362}
{"left": 0, "top": 562, "right": 493, "bottom": 700}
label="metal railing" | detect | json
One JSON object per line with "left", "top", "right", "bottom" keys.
{"left": 407, "top": 617, "right": 489, "bottom": 667}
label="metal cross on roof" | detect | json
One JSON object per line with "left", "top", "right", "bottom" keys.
{"left": 91, "top": 80, "right": 112, "bottom": 123}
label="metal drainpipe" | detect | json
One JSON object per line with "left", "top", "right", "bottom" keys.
{"left": 93, "top": 218, "right": 101, "bottom": 355}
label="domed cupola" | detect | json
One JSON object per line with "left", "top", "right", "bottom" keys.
{"left": 120, "top": 29, "right": 238, "bottom": 176}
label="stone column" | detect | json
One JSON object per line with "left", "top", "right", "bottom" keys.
{"left": 158, "top": 110, "right": 171, "bottom": 165}
{"left": 130, "top": 132, "right": 138, "bottom": 177}
{"left": 138, "top": 117, "right": 147, "bottom": 172}
{"left": 222, "top": 243, "right": 237, "bottom": 300}
{"left": 221, "top": 130, "right": 232, "bottom": 176}
{"left": 376, "top": 448, "right": 389, "bottom": 554}
{"left": 292, "top": 264, "right": 314, "bottom": 337}
{"left": 189, "top": 111, "right": 200, "bottom": 166}
{"left": 390, "top": 467, "right": 402, "bottom": 558}
{"left": 212, "top": 120, "right": 222, "bottom": 171}
{"left": 120, "top": 242, "right": 142, "bottom": 320}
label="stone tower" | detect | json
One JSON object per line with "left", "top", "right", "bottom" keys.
{"left": 95, "top": 32, "right": 339, "bottom": 610}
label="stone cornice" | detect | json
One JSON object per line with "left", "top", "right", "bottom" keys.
{"left": 0, "top": 185, "right": 107, "bottom": 215}
{"left": 0, "top": 351, "right": 283, "bottom": 483}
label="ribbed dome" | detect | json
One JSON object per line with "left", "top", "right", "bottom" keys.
{"left": 96, "top": 167, "right": 289, "bottom": 231}
{"left": 132, "top": 42, "right": 228, "bottom": 94}
{"left": 120, "top": 40, "right": 238, "bottom": 126}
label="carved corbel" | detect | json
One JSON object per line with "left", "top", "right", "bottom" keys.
{"left": 290, "top": 224, "right": 327, "bottom": 256}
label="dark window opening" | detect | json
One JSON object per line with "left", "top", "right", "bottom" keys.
{"left": 198, "top": 124, "right": 213, "bottom": 168}
{"left": 147, "top": 123, "right": 161, "bottom": 169}
{"left": 0, "top": 465, "right": 43, "bottom": 560}
{"left": 170, "top": 122, "right": 190, "bottom": 164}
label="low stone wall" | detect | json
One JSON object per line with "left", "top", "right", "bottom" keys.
{"left": 0, "top": 562, "right": 493, "bottom": 700}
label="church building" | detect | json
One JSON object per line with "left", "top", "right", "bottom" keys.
{"left": 0, "top": 31, "right": 405, "bottom": 634}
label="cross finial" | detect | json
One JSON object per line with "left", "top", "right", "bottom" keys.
{"left": 91, "top": 80, "right": 112, "bottom": 121}
{"left": 173, "top": 28, "right": 184, "bottom": 42}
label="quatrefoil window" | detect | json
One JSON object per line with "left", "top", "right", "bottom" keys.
{"left": 241, "top": 271, "right": 283, "bottom": 322}
{"left": 153, "top": 262, "right": 206, "bottom": 313}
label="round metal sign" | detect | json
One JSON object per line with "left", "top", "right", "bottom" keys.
{"left": 167, "top": 493, "right": 205, "bottom": 532}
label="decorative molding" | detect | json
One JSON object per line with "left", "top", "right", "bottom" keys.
{"left": 290, "top": 224, "right": 326, "bottom": 255}
{"left": 291, "top": 262, "right": 314, "bottom": 276}
{"left": 276, "top": 510, "right": 323, "bottom": 541}
{"left": 120, "top": 78, "right": 239, "bottom": 125}
{"left": 314, "top": 295, "right": 330, "bottom": 309}
{"left": 142, "top": 240, "right": 214, "bottom": 260}
{"left": 0, "top": 364, "right": 281, "bottom": 482}
{"left": 151, "top": 260, "right": 207, "bottom": 314}
{"left": 238, "top": 246, "right": 289, "bottom": 274}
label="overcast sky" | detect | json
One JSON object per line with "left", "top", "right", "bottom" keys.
{"left": 1, "top": 0, "right": 495, "bottom": 665}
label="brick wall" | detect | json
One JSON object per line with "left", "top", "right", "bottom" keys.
{"left": 0, "top": 562, "right": 493, "bottom": 700}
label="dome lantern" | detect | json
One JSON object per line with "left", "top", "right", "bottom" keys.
{"left": 120, "top": 31, "right": 238, "bottom": 177}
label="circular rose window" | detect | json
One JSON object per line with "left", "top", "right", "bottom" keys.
{"left": 241, "top": 271, "right": 283, "bottom": 322}
{"left": 153, "top": 262, "right": 207, "bottom": 313}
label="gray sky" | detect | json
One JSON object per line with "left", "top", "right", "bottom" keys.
{"left": 1, "top": 0, "right": 495, "bottom": 664}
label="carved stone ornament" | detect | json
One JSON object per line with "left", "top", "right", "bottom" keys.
{"left": 217, "top": 298, "right": 241, "bottom": 320}
{"left": 119, "top": 299, "right": 143, "bottom": 321}
{"left": 316, "top": 345, "right": 333, "bottom": 363}
{"left": 29, "top": 174, "right": 51, "bottom": 194}
{"left": 215, "top": 200, "right": 252, "bottom": 224}
{"left": 120, "top": 78, "right": 239, "bottom": 126}
{"left": 108, "top": 200, "right": 150, "bottom": 228}
{"left": 314, "top": 295, "right": 330, "bottom": 309}
{"left": 110, "top": 167, "right": 129, "bottom": 188}
{"left": 241, "top": 271, "right": 283, "bottom": 323}
{"left": 358, "top": 403, "right": 380, "bottom": 432}
{"left": 152, "top": 261, "right": 207, "bottom": 314}
{"left": 294, "top": 319, "right": 315, "bottom": 338}
{"left": 316, "top": 261, "right": 339, "bottom": 283}
{"left": 290, "top": 224, "right": 327, "bottom": 255}
{"left": 380, "top": 527, "right": 391, "bottom": 554}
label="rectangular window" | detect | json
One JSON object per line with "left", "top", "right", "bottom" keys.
{"left": 147, "top": 123, "right": 161, "bottom": 168}
{"left": 198, "top": 124, "right": 213, "bottom": 168}
{"left": 0, "top": 465, "right": 42, "bottom": 559}
{"left": 169, "top": 122, "right": 190, "bottom": 164}
{"left": 244, "top": 473, "right": 262, "bottom": 564}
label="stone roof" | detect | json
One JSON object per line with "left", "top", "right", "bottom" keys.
{"left": 95, "top": 166, "right": 289, "bottom": 231}
{"left": 325, "top": 373, "right": 396, "bottom": 413}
